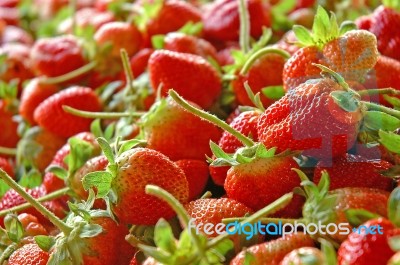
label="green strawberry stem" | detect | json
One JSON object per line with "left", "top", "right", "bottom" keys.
{"left": 0, "top": 187, "right": 70, "bottom": 217}
{"left": 363, "top": 101, "right": 400, "bottom": 119}
{"left": 69, "top": 0, "right": 77, "bottom": 35}
{"left": 63, "top": 105, "right": 145, "bottom": 118}
{"left": 238, "top": 0, "right": 250, "bottom": 53}
{"left": 0, "top": 146, "right": 17, "bottom": 156}
{"left": 0, "top": 169, "right": 72, "bottom": 235}
{"left": 120, "top": 49, "right": 135, "bottom": 94}
{"left": 240, "top": 48, "right": 291, "bottom": 75}
{"left": 0, "top": 243, "right": 17, "bottom": 263}
{"left": 200, "top": 191, "right": 212, "bottom": 199}
{"left": 145, "top": 185, "right": 207, "bottom": 259}
{"left": 40, "top": 61, "right": 97, "bottom": 85}
{"left": 207, "top": 192, "right": 294, "bottom": 248}
{"left": 168, "top": 89, "right": 255, "bottom": 147}
{"left": 357, "top": 88, "right": 400, "bottom": 96}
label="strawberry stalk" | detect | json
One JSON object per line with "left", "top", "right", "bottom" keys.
{"left": 121, "top": 49, "right": 135, "bottom": 94}
{"left": 63, "top": 105, "right": 145, "bottom": 118}
{"left": 0, "top": 187, "right": 70, "bottom": 217}
{"left": 0, "top": 243, "right": 17, "bottom": 263}
{"left": 0, "top": 169, "right": 72, "bottom": 235}
{"left": 238, "top": 0, "right": 250, "bottom": 53}
{"left": 363, "top": 101, "right": 400, "bottom": 119}
{"left": 0, "top": 146, "right": 17, "bottom": 156}
{"left": 40, "top": 61, "right": 97, "bottom": 85}
{"left": 357, "top": 88, "right": 400, "bottom": 96}
{"left": 240, "top": 48, "right": 291, "bottom": 75}
{"left": 169, "top": 89, "right": 255, "bottom": 147}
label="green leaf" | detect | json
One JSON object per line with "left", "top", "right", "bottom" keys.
{"left": 319, "top": 239, "right": 337, "bottom": 265}
{"left": 96, "top": 137, "right": 115, "bottom": 165}
{"left": 340, "top": 20, "right": 357, "bottom": 35}
{"left": 90, "top": 119, "right": 103, "bottom": 138}
{"left": 67, "top": 137, "right": 95, "bottom": 175}
{"left": 18, "top": 169, "right": 42, "bottom": 188}
{"left": 345, "top": 209, "right": 380, "bottom": 227}
{"left": 363, "top": 111, "right": 400, "bottom": 132}
{"left": 138, "top": 244, "right": 172, "bottom": 264}
{"left": 46, "top": 166, "right": 68, "bottom": 180}
{"left": 4, "top": 214, "right": 24, "bottom": 243}
{"left": 82, "top": 171, "right": 113, "bottom": 198}
{"left": 178, "top": 22, "right": 203, "bottom": 36}
{"left": 262, "top": 85, "right": 285, "bottom": 100}
{"left": 79, "top": 224, "right": 103, "bottom": 238}
{"left": 103, "top": 123, "right": 115, "bottom": 141}
{"left": 292, "top": 25, "right": 314, "bottom": 46}
{"left": 330, "top": 91, "right": 360, "bottom": 112}
{"left": 35, "top": 235, "right": 56, "bottom": 252}
{"left": 312, "top": 6, "right": 331, "bottom": 43}
{"left": 118, "top": 139, "right": 146, "bottom": 155}
{"left": 389, "top": 187, "right": 400, "bottom": 227}
{"left": 389, "top": 235, "right": 400, "bottom": 251}
{"left": 0, "top": 179, "right": 10, "bottom": 197}
{"left": 379, "top": 130, "right": 400, "bottom": 154}
{"left": 151, "top": 35, "right": 165, "bottom": 49}
{"left": 210, "top": 142, "right": 233, "bottom": 160}
{"left": 243, "top": 251, "right": 256, "bottom": 265}
{"left": 154, "top": 219, "right": 177, "bottom": 254}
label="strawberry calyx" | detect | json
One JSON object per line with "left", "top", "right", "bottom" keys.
{"left": 389, "top": 187, "right": 400, "bottom": 228}
{"left": 382, "top": 0, "right": 400, "bottom": 12}
{"left": 293, "top": 6, "right": 356, "bottom": 49}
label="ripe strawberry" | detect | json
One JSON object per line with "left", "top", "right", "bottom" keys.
{"left": 210, "top": 110, "right": 260, "bottom": 186}
{"left": 230, "top": 233, "right": 315, "bottom": 265}
{"left": 148, "top": 50, "right": 222, "bottom": 109}
{"left": 202, "top": 0, "right": 270, "bottom": 42}
{"left": 0, "top": 157, "right": 14, "bottom": 178}
{"left": 17, "top": 127, "right": 66, "bottom": 172}
{"left": 141, "top": 97, "right": 222, "bottom": 161}
{"left": 8, "top": 243, "right": 49, "bottom": 265}
{"left": 163, "top": 32, "right": 218, "bottom": 60}
{"left": 33, "top": 86, "right": 102, "bottom": 138}
{"left": 175, "top": 159, "right": 209, "bottom": 200}
{"left": 143, "top": 0, "right": 202, "bottom": 38}
{"left": 17, "top": 213, "right": 48, "bottom": 237}
{"left": 338, "top": 218, "right": 400, "bottom": 265}
{"left": 185, "top": 197, "right": 253, "bottom": 238}
{"left": 30, "top": 35, "right": 86, "bottom": 78}
{"left": 280, "top": 247, "right": 326, "bottom": 265}
{"left": 0, "top": 99, "right": 19, "bottom": 152}
{"left": 0, "top": 25, "right": 33, "bottom": 46}
{"left": 84, "top": 146, "right": 189, "bottom": 225}
{"left": 130, "top": 48, "right": 154, "bottom": 78}
{"left": 232, "top": 53, "right": 286, "bottom": 107}
{"left": 94, "top": 22, "right": 142, "bottom": 58}
{"left": 313, "top": 153, "right": 394, "bottom": 191}
{"left": 388, "top": 252, "right": 400, "bottom": 265}
{"left": 257, "top": 77, "right": 364, "bottom": 159}
{"left": 19, "top": 78, "right": 59, "bottom": 125}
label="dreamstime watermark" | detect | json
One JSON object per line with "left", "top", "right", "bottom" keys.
{"left": 188, "top": 219, "right": 384, "bottom": 240}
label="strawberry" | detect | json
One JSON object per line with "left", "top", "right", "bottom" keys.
{"left": 202, "top": 0, "right": 270, "bottom": 42}
{"left": 33, "top": 86, "right": 102, "bottom": 138}
{"left": 8, "top": 243, "right": 49, "bottom": 265}
{"left": 0, "top": 99, "right": 19, "bottom": 152}
{"left": 83, "top": 145, "right": 189, "bottom": 225}
{"left": 0, "top": 25, "right": 33, "bottom": 46}
{"left": 140, "top": 97, "right": 222, "bottom": 161}
{"left": 175, "top": 159, "right": 209, "bottom": 200}
{"left": 283, "top": 7, "right": 378, "bottom": 91}
{"left": 313, "top": 153, "right": 394, "bottom": 191}
{"left": 17, "top": 213, "right": 48, "bottom": 237}
{"left": 230, "top": 233, "right": 315, "bottom": 265}
{"left": 148, "top": 50, "right": 222, "bottom": 109}
{"left": 257, "top": 76, "right": 364, "bottom": 160}
{"left": 0, "top": 157, "right": 14, "bottom": 178}
{"left": 130, "top": 48, "right": 154, "bottom": 78}
{"left": 185, "top": 197, "right": 253, "bottom": 237}
{"left": 17, "top": 127, "right": 66, "bottom": 172}
{"left": 389, "top": 252, "right": 400, "bottom": 265}
{"left": 163, "top": 32, "right": 218, "bottom": 60}
{"left": 94, "top": 22, "right": 142, "bottom": 58}
{"left": 210, "top": 110, "right": 260, "bottom": 186}
{"left": 30, "top": 35, "right": 86, "bottom": 78}
{"left": 19, "top": 78, "right": 59, "bottom": 125}
{"left": 142, "top": 0, "right": 202, "bottom": 39}
{"left": 358, "top": 4, "right": 400, "bottom": 61}
{"left": 280, "top": 247, "right": 327, "bottom": 265}
{"left": 337, "top": 218, "right": 400, "bottom": 265}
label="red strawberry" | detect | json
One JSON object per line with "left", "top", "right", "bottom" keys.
{"left": 130, "top": 48, "right": 154, "bottom": 78}
{"left": 8, "top": 243, "right": 49, "bottom": 265}
{"left": 338, "top": 218, "right": 400, "bottom": 265}
{"left": 94, "top": 21, "right": 142, "bottom": 58}
{"left": 202, "top": 0, "right": 270, "bottom": 42}
{"left": 141, "top": 97, "right": 222, "bottom": 161}
{"left": 19, "top": 78, "right": 59, "bottom": 125}
{"left": 313, "top": 153, "right": 394, "bottom": 191}
{"left": 163, "top": 32, "right": 218, "bottom": 60}
{"left": 30, "top": 35, "right": 86, "bottom": 78}
{"left": 230, "top": 233, "right": 315, "bottom": 265}
{"left": 33, "top": 86, "right": 102, "bottom": 138}
{"left": 143, "top": 0, "right": 202, "bottom": 38}
{"left": 17, "top": 213, "right": 48, "bottom": 237}
{"left": 185, "top": 197, "right": 253, "bottom": 238}
{"left": 148, "top": 50, "right": 222, "bottom": 109}
{"left": 175, "top": 159, "right": 209, "bottom": 200}
{"left": 0, "top": 25, "right": 33, "bottom": 46}
{"left": 0, "top": 99, "right": 19, "bottom": 152}
{"left": 0, "top": 157, "right": 13, "bottom": 178}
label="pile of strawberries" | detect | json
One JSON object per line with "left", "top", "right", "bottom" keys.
{"left": 1, "top": 0, "right": 400, "bottom": 263}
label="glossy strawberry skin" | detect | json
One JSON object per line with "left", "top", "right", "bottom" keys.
{"left": 314, "top": 154, "right": 393, "bottom": 191}
{"left": 30, "top": 35, "right": 86, "bottom": 78}
{"left": 148, "top": 50, "right": 222, "bottom": 109}
{"left": 130, "top": 48, "right": 154, "bottom": 78}
{"left": 0, "top": 157, "right": 14, "bottom": 178}
{"left": 8, "top": 243, "right": 49, "bottom": 265}
{"left": 33, "top": 86, "right": 102, "bottom": 138}
{"left": 0, "top": 100, "right": 20, "bottom": 153}
{"left": 175, "top": 159, "right": 209, "bottom": 200}
{"left": 338, "top": 218, "right": 399, "bottom": 265}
